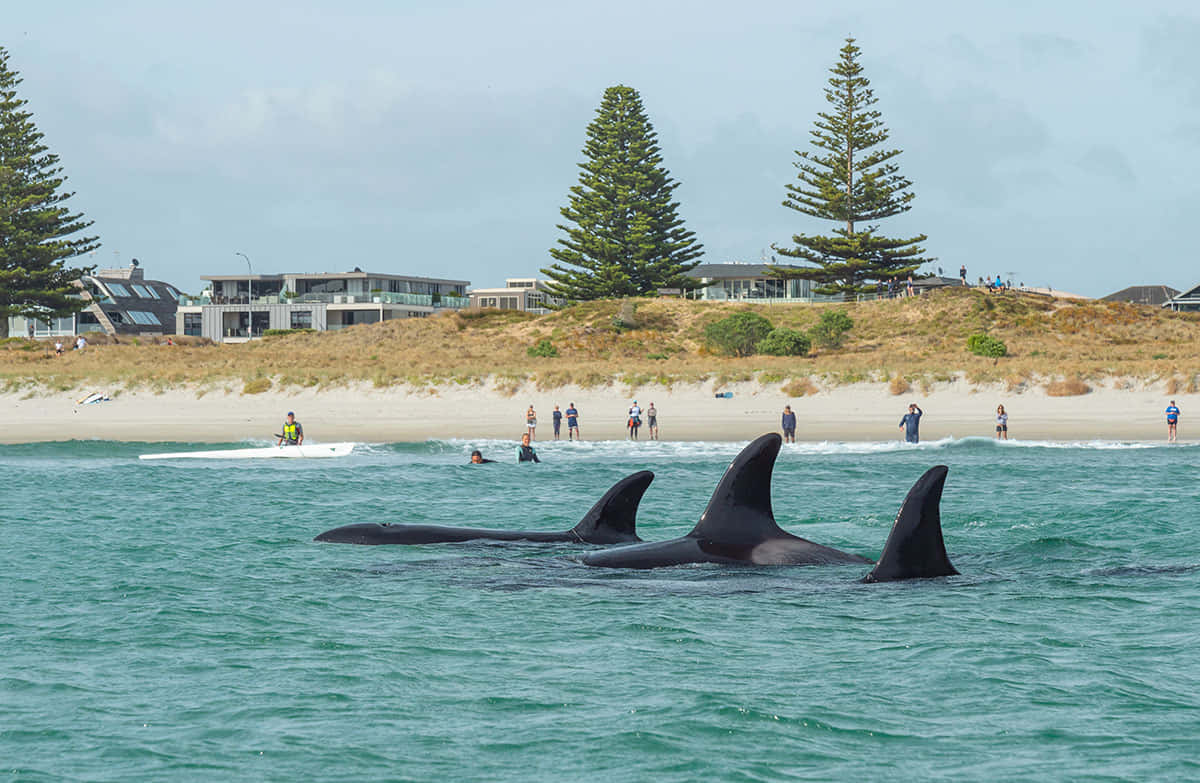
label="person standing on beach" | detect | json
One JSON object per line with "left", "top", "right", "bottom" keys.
{"left": 996, "top": 404, "right": 1008, "bottom": 440}
{"left": 525, "top": 405, "right": 537, "bottom": 440}
{"left": 566, "top": 403, "right": 580, "bottom": 440}
{"left": 646, "top": 402, "right": 659, "bottom": 440}
{"left": 517, "top": 433, "right": 540, "bottom": 463}
{"left": 906, "top": 275, "right": 915, "bottom": 297}
{"left": 552, "top": 405, "right": 563, "bottom": 440}
{"left": 278, "top": 412, "right": 304, "bottom": 446}
{"left": 959, "top": 265, "right": 967, "bottom": 286}
{"left": 1166, "top": 400, "right": 1181, "bottom": 442}
{"left": 899, "top": 403, "right": 922, "bottom": 444}
{"left": 781, "top": 405, "right": 797, "bottom": 443}
{"left": 54, "top": 341, "right": 63, "bottom": 356}
{"left": 628, "top": 400, "right": 642, "bottom": 440}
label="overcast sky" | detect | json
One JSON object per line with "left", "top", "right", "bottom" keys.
{"left": 5, "top": 1, "right": 1198, "bottom": 296}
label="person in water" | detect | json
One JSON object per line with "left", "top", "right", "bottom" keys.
{"left": 646, "top": 402, "right": 658, "bottom": 440}
{"left": 1166, "top": 400, "right": 1181, "bottom": 442}
{"left": 278, "top": 411, "right": 304, "bottom": 446}
{"left": 470, "top": 450, "right": 495, "bottom": 464}
{"left": 552, "top": 405, "right": 562, "bottom": 440}
{"left": 566, "top": 403, "right": 580, "bottom": 440}
{"left": 525, "top": 405, "right": 537, "bottom": 440}
{"left": 517, "top": 433, "right": 540, "bottom": 463}
{"left": 627, "top": 400, "right": 642, "bottom": 440}
{"left": 995, "top": 404, "right": 1008, "bottom": 440}
{"left": 899, "top": 403, "right": 922, "bottom": 444}
{"left": 781, "top": 405, "right": 797, "bottom": 443}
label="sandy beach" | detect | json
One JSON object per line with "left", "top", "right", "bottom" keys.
{"left": 0, "top": 377, "right": 1189, "bottom": 444}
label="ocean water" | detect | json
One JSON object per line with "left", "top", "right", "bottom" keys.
{"left": 3, "top": 436, "right": 1199, "bottom": 781}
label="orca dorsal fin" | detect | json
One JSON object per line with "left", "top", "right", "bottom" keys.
{"left": 864, "top": 465, "right": 959, "bottom": 582}
{"left": 688, "top": 433, "right": 787, "bottom": 543}
{"left": 569, "top": 470, "right": 653, "bottom": 544}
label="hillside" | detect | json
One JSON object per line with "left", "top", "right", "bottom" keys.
{"left": 5, "top": 288, "right": 1200, "bottom": 396}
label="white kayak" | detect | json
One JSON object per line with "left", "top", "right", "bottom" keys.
{"left": 138, "top": 442, "right": 356, "bottom": 461}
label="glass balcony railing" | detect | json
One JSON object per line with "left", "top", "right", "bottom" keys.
{"left": 177, "top": 292, "right": 470, "bottom": 308}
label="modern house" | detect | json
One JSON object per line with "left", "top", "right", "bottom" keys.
{"left": 177, "top": 269, "right": 470, "bottom": 342}
{"left": 683, "top": 263, "right": 817, "bottom": 301}
{"left": 6, "top": 259, "right": 183, "bottom": 339}
{"left": 468, "top": 278, "right": 565, "bottom": 314}
{"left": 1162, "top": 283, "right": 1200, "bottom": 312}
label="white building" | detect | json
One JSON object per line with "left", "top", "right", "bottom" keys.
{"left": 177, "top": 269, "right": 470, "bottom": 342}
{"left": 468, "top": 278, "right": 565, "bottom": 314}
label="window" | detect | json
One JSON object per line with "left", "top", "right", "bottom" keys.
{"left": 162, "top": 287, "right": 180, "bottom": 301}
{"left": 126, "top": 311, "right": 161, "bottom": 326}
{"left": 183, "top": 313, "right": 202, "bottom": 336}
{"left": 132, "top": 284, "right": 158, "bottom": 298}
{"left": 478, "top": 296, "right": 498, "bottom": 308}
{"left": 107, "top": 282, "right": 131, "bottom": 297}
{"left": 290, "top": 310, "right": 312, "bottom": 329}
{"left": 499, "top": 296, "right": 519, "bottom": 310}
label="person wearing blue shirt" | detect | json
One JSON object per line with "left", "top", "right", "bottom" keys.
{"left": 781, "top": 405, "right": 797, "bottom": 443}
{"left": 1166, "top": 400, "right": 1181, "bottom": 443}
{"left": 565, "top": 403, "right": 580, "bottom": 441}
{"left": 899, "top": 403, "right": 923, "bottom": 444}
{"left": 552, "top": 405, "right": 563, "bottom": 440}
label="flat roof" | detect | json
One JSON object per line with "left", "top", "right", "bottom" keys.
{"left": 201, "top": 271, "right": 469, "bottom": 285}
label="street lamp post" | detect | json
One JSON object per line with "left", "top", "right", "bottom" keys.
{"left": 236, "top": 252, "right": 252, "bottom": 338}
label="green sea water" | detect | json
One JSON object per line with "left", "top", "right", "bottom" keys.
{"left": 3, "top": 436, "right": 1199, "bottom": 781}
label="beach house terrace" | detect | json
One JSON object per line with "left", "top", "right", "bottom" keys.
{"left": 178, "top": 270, "right": 470, "bottom": 342}
{"left": 467, "top": 278, "right": 565, "bottom": 314}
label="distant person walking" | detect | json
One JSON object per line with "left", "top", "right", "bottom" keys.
{"left": 781, "top": 405, "right": 797, "bottom": 443}
{"left": 75, "top": 336, "right": 87, "bottom": 351}
{"left": 525, "top": 405, "right": 537, "bottom": 440}
{"left": 54, "top": 341, "right": 63, "bottom": 357}
{"left": 996, "top": 404, "right": 1008, "bottom": 440}
{"left": 646, "top": 402, "right": 659, "bottom": 440}
{"left": 628, "top": 400, "right": 642, "bottom": 440}
{"left": 899, "top": 403, "right": 923, "bottom": 444}
{"left": 959, "top": 265, "right": 967, "bottom": 286}
{"left": 906, "top": 275, "right": 915, "bottom": 297}
{"left": 552, "top": 405, "right": 563, "bottom": 440}
{"left": 517, "top": 433, "right": 540, "bottom": 463}
{"left": 1166, "top": 400, "right": 1181, "bottom": 443}
{"left": 566, "top": 403, "right": 580, "bottom": 441}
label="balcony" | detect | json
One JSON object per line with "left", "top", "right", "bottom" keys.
{"left": 177, "top": 293, "right": 470, "bottom": 308}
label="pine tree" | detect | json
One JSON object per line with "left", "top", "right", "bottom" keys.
{"left": 542, "top": 85, "right": 703, "bottom": 300}
{"left": 0, "top": 46, "right": 98, "bottom": 338}
{"left": 770, "top": 38, "right": 929, "bottom": 298}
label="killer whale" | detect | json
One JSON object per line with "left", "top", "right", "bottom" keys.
{"left": 580, "top": 434, "right": 958, "bottom": 582}
{"left": 314, "top": 470, "right": 652, "bottom": 546}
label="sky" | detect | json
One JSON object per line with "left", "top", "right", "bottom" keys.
{"left": 4, "top": 1, "right": 1199, "bottom": 297}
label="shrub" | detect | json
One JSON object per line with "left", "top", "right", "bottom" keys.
{"left": 756, "top": 327, "right": 811, "bottom": 356}
{"left": 781, "top": 378, "right": 818, "bottom": 397}
{"left": 263, "top": 328, "right": 315, "bottom": 337}
{"left": 527, "top": 339, "right": 559, "bottom": 358}
{"left": 809, "top": 310, "right": 854, "bottom": 350}
{"left": 888, "top": 374, "right": 911, "bottom": 395}
{"left": 1046, "top": 378, "right": 1091, "bottom": 397}
{"left": 242, "top": 377, "right": 273, "bottom": 394}
{"left": 704, "top": 312, "right": 773, "bottom": 357}
{"left": 966, "top": 333, "right": 1007, "bottom": 358}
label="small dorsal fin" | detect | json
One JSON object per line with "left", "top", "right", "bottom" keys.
{"left": 569, "top": 470, "right": 653, "bottom": 544}
{"left": 864, "top": 465, "right": 959, "bottom": 582}
{"left": 687, "top": 434, "right": 786, "bottom": 544}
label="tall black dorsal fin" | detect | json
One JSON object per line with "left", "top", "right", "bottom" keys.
{"left": 687, "top": 433, "right": 786, "bottom": 543}
{"left": 569, "top": 470, "right": 653, "bottom": 544}
{"left": 864, "top": 465, "right": 959, "bottom": 582}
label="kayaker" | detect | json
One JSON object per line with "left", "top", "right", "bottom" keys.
{"left": 278, "top": 412, "right": 304, "bottom": 446}
{"left": 517, "top": 433, "right": 540, "bottom": 463}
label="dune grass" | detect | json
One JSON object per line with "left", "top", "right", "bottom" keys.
{"left": 4, "top": 288, "right": 1200, "bottom": 395}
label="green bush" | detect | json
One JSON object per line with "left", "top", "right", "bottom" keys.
{"left": 704, "top": 312, "right": 774, "bottom": 357}
{"left": 967, "top": 333, "right": 1007, "bottom": 358}
{"left": 809, "top": 310, "right": 854, "bottom": 349}
{"left": 527, "top": 339, "right": 559, "bottom": 358}
{"left": 756, "top": 327, "right": 811, "bottom": 356}
{"left": 263, "top": 328, "right": 315, "bottom": 337}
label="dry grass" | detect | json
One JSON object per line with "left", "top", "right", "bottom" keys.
{"left": 888, "top": 374, "right": 911, "bottom": 395}
{"left": 1046, "top": 378, "right": 1092, "bottom": 397}
{"left": 781, "top": 378, "right": 818, "bottom": 397}
{"left": 5, "top": 289, "right": 1200, "bottom": 393}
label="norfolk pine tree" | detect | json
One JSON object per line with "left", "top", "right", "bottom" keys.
{"left": 542, "top": 85, "right": 702, "bottom": 301}
{"left": 0, "top": 46, "right": 98, "bottom": 338}
{"left": 770, "top": 38, "right": 929, "bottom": 298}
